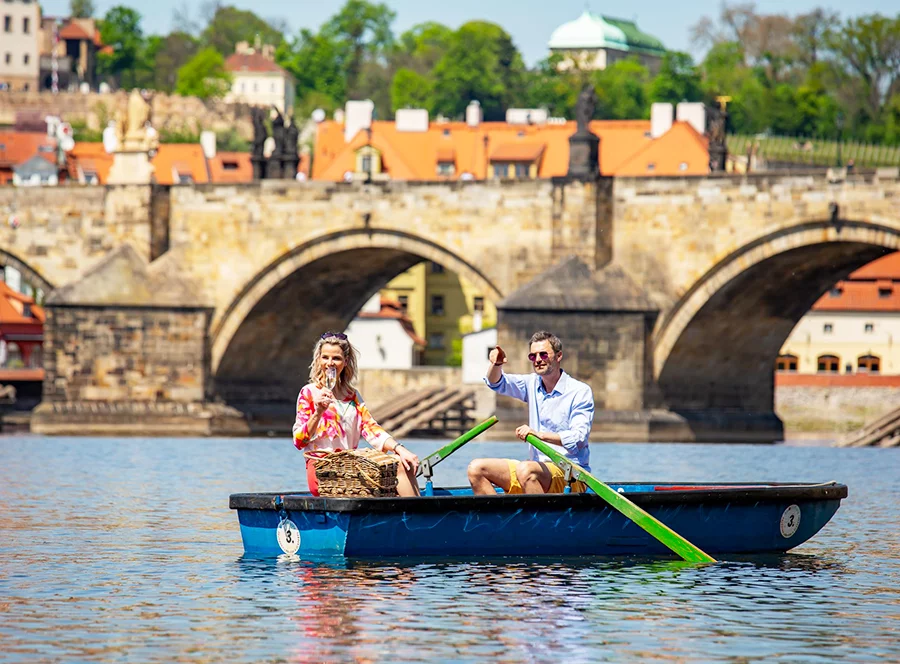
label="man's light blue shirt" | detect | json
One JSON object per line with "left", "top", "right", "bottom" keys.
{"left": 485, "top": 370, "right": 593, "bottom": 471}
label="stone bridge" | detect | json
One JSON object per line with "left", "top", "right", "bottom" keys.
{"left": 2, "top": 169, "right": 898, "bottom": 440}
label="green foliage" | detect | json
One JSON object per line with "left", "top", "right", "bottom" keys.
{"left": 391, "top": 68, "right": 432, "bottom": 113}
{"left": 97, "top": 6, "right": 146, "bottom": 89}
{"left": 446, "top": 338, "right": 463, "bottom": 367}
{"left": 649, "top": 52, "right": 703, "bottom": 105}
{"left": 321, "top": 0, "right": 396, "bottom": 96}
{"left": 70, "top": 0, "right": 95, "bottom": 19}
{"left": 151, "top": 32, "right": 199, "bottom": 93}
{"left": 175, "top": 48, "right": 231, "bottom": 100}
{"left": 69, "top": 119, "right": 103, "bottom": 142}
{"left": 200, "top": 5, "right": 283, "bottom": 56}
{"left": 216, "top": 128, "right": 250, "bottom": 152}
{"left": 158, "top": 126, "right": 201, "bottom": 144}
{"left": 277, "top": 30, "right": 347, "bottom": 116}
{"left": 431, "top": 21, "right": 524, "bottom": 121}
{"left": 593, "top": 59, "right": 651, "bottom": 120}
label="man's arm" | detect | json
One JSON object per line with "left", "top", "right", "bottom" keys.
{"left": 486, "top": 345, "right": 506, "bottom": 385}
{"left": 518, "top": 389, "right": 593, "bottom": 453}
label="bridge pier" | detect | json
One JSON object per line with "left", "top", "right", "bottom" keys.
{"left": 31, "top": 246, "right": 249, "bottom": 436}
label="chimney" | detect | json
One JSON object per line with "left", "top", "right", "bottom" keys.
{"left": 200, "top": 130, "right": 216, "bottom": 159}
{"left": 676, "top": 102, "right": 706, "bottom": 136}
{"left": 466, "top": 100, "right": 482, "bottom": 128}
{"left": 344, "top": 99, "right": 374, "bottom": 143}
{"left": 650, "top": 103, "right": 673, "bottom": 138}
{"left": 395, "top": 108, "right": 429, "bottom": 132}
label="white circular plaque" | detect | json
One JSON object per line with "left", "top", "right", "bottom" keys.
{"left": 276, "top": 518, "right": 301, "bottom": 555}
{"left": 780, "top": 505, "right": 801, "bottom": 538}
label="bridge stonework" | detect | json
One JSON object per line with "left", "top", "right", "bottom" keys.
{"left": 2, "top": 171, "right": 897, "bottom": 440}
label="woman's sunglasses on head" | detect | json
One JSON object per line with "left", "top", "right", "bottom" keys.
{"left": 321, "top": 332, "right": 348, "bottom": 340}
{"left": 528, "top": 351, "right": 551, "bottom": 362}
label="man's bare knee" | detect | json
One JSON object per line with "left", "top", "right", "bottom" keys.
{"left": 467, "top": 458, "right": 489, "bottom": 482}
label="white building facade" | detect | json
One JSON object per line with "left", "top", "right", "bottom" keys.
{"left": 0, "top": 0, "right": 40, "bottom": 91}
{"left": 224, "top": 42, "right": 295, "bottom": 113}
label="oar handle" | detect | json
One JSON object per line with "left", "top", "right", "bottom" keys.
{"left": 525, "top": 434, "right": 716, "bottom": 564}
{"left": 416, "top": 416, "right": 498, "bottom": 477}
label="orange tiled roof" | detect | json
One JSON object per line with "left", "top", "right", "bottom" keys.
{"left": 0, "top": 132, "right": 57, "bottom": 168}
{"left": 208, "top": 151, "right": 253, "bottom": 183}
{"left": 225, "top": 53, "right": 289, "bottom": 75}
{"left": 67, "top": 142, "right": 113, "bottom": 182}
{"left": 614, "top": 122, "right": 709, "bottom": 176}
{"left": 312, "top": 118, "right": 703, "bottom": 181}
{"left": 358, "top": 297, "right": 427, "bottom": 346}
{"left": 813, "top": 281, "right": 900, "bottom": 312}
{"left": 152, "top": 144, "right": 210, "bottom": 185}
{"left": 58, "top": 21, "right": 93, "bottom": 41}
{"left": 849, "top": 252, "right": 900, "bottom": 280}
{"left": 0, "top": 280, "right": 45, "bottom": 328}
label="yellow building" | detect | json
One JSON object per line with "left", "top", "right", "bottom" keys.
{"left": 380, "top": 261, "right": 497, "bottom": 366}
{"left": 778, "top": 253, "right": 900, "bottom": 375}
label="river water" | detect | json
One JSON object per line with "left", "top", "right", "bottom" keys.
{"left": 1, "top": 436, "right": 898, "bottom": 662}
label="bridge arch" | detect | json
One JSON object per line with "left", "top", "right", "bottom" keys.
{"left": 0, "top": 249, "right": 54, "bottom": 294}
{"left": 211, "top": 229, "right": 503, "bottom": 382}
{"left": 653, "top": 217, "right": 900, "bottom": 418}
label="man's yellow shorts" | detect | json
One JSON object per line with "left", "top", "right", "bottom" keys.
{"left": 504, "top": 459, "right": 587, "bottom": 494}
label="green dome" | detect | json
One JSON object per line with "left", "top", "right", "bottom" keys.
{"left": 548, "top": 11, "right": 665, "bottom": 55}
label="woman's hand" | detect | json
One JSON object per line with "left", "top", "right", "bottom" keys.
{"left": 313, "top": 389, "right": 334, "bottom": 414}
{"left": 394, "top": 445, "right": 419, "bottom": 473}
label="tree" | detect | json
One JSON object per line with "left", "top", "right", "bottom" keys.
{"left": 649, "top": 52, "right": 703, "bottom": 105}
{"left": 70, "top": 0, "right": 95, "bottom": 18}
{"left": 593, "top": 59, "right": 651, "bottom": 120}
{"left": 152, "top": 32, "right": 200, "bottom": 93}
{"left": 321, "top": 0, "right": 396, "bottom": 97}
{"left": 393, "top": 22, "right": 453, "bottom": 73}
{"left": 200, "top": 4, "right": 283, "bottom": 56}
{"left": 792, "top": 9, "right": 839, "bottom": 66}
{"left": 520, "top": 55, "right": 580, "bottom": 118}
{"left": 175, "top": 47, "right": 231, "bottom": 100}
{"left": 277, "top": 29, "right": 347, "bottom": 113}
{"left": 431, "top": 21, "right": 524, "bottom": 121}
{"left": 827, "top": 14, "right": 900, "bottom": 126}
{"left": 391, "top": 68, "right": 432, "bottom": 112}
{"left": 97, "top": 6, "right": 146, "bottom": 89}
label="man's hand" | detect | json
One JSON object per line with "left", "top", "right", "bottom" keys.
{"left": 515, "top": 425, "right": 536, "bottom": 441}
{"left": 489, "top": 346, "right": 507, "bottom": 365}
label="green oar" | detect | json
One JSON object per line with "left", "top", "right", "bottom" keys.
{"left": 525, "top": 434, "right": 717, "bottom": 563}
{"left": 417, "top": 416, "right": 498, "bottom": 478}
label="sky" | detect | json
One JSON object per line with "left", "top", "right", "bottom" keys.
{"left": 39, "top": 0, "right": 899, "bottom": 65}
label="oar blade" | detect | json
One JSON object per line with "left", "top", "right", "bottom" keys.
{"left": 525, "top": 435, "right": 716, "bottom": 563}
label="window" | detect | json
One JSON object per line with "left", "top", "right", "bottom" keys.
{"left": 22, "top": 303, "right": 31, "bottom": 318}
{"left": 493, "top": 163, "right": 509, "bottom": 178}
{"left": 879, "top": 287, "right": 892, "bottom": 298}
{"left": 177, "top": 174, "right": 193, "bottom": 184}
{"left": 22, "top": 16, "right": 29, "bottom": 33}
{"left": 4, "top": 53, "right": 9, "bottom": 64}
{"left": 3, "top": 16, "right": 11, "bottom": 32}
{"left": 442, "top": 129, "right": 450, "bottom": 137}
{"left": 222, "top": 160, "right": 239, "bottom": 171}
{"left": 858, "top": 354, "right": 881, "bottom": 373}
{"left": 775, "top": 354, "right": 798, "bottom": 372}
{"left": 817, "top": 355, "right": 840, "bottom": 373}
{"left": 397, "top": 295, "right": 408, "bottom": 313}
{"left": 829, "top": 288, "right": 842, "bottom": 297}
{"left": 430, "top": 262, "right": 444, "bottom": 274}
{"left": 865, "top": 323, "right": 874, "bottom": 333}
{"left": 436, "top": 161, "right": 455, "bottom": 176}
{"left": 270, "top": 82, "right": 275, "bottom": 92}
{"left": 679, "top": 162, "right": 688, "bottom": 171}
{"left": 253, "top": 82, "right": 258, "bottom": 92}
{"left": 430, "top": 295, "right": 444, "bottom": 316}
{"left": 360, "top": 155, "right": 372, "bottom": 174}
{"left": 23, "top": 53, "right": 29, "bottom": 65}
{"left": 514, "top": 163, "right": 529, "bottom": 179}
{"left": 473, "top": 296, "right": 484, "bottom": 313}
{"left": 428, "top": 333, "right": 444, "bottom": 349}
{"left": 646, "top": 163, "right": 656, "bottom": 172}
{"left": 823, "top": 323, "right": 833, "bottom": 334}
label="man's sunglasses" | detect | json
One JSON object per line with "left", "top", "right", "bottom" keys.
{"left": 321, "top": 332, "right": 348, "bottom": 340}
{"left": 528, "top": 351, "right": 551, "bottom": 362}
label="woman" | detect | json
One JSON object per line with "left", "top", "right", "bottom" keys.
{"left": 293, "top": 332, "right": 420, "bottom": 497}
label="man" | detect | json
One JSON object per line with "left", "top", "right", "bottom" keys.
{"left": 468, "top": 331, "right": 594, "bottom": 495}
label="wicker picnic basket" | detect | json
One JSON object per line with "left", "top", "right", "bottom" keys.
{"left": 306, "top": 448, "right": 399, "bottom": 497}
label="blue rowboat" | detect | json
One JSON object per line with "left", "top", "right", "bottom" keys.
{"left": 229, "top": 481, "right": 847, "bottom": 559}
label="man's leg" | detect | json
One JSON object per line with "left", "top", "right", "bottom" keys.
{"left": 467, "top": 458, "right": 515, "bottom": 495}
{"left": 515, "top": 461, "right": 553, "bottom": 494}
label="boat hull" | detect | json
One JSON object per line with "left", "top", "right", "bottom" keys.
{"left": 230, "top": 482, "right": 847, "bottom": 559}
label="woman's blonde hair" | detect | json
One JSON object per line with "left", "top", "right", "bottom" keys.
{"left": 309, "top": 333, "right": 358, "bottom": 393}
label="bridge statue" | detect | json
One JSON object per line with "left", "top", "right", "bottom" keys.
{"left": 107, "top": 89, "right": 158, "bottom": 184}
{"left": 567, "top": 83, "right": 601, "bottom": 180}
{"left": 250, "top": 107, "right": 268, "bottom": 180}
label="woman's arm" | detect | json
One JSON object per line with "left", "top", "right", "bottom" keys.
{"left": 292, "top": 386, "right": 331, "bottom": 449}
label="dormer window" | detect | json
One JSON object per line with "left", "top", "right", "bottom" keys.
{"left": 437, "top": 161, "right": 455, "bottom": 176}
